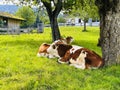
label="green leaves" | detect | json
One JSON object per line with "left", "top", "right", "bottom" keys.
{"left": 15, "top": 6, "right": 36, "bottom": 28}
{"left": 70, "top": 0, "right": 99, "bottom": 21}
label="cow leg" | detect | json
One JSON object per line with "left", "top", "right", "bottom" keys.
{"left": 57, "top": 57, "right": 69, "bottom": 64}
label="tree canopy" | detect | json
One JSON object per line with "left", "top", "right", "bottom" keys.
{"left": 70, "top": 0, "right": 99, "bottom": 31}
{"left": 15, "top": 6, "right": 36, "bottom": 28}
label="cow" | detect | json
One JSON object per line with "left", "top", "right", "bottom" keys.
{"left": 47, "top": 43, "right": 104, "bottom": 69}
{"left": 59, "top": 47, "right": 104, "bottom": 69}
{"left": 69, "top": 50, "right": 87, "bottom": 69}
{"left": 37, "top": 36, "right": 74, "bottom": 58}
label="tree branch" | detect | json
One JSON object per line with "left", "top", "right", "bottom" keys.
{"left": 42, "top": 0, "right": 52, "bottom": 17}
{"left": 53, "top": 0, "right": 62, "bottom": 17}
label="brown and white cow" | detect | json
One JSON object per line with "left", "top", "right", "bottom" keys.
{"left": 37, "top": 36, "right": 74, "bottom": 58}
{"left": 47, "top": 43, "right": 104, "bottom": 69}
{"left": 60, "top": 47, "right": 104, "bottom": 69}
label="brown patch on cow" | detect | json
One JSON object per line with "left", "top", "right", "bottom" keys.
{"left": 59, "top": 50, "right": 72, "bottom": 62}
{"left": 52, "top": 44, "right": 56, "bottom": 49}
{"left": 38, "top": 43, "right": 50, "bottom": 54}
{"left": 65, "top": 36, "right": 73, "bottom": 44}
{"left": 56, "top": 44, "right": 72, "bottom": 57}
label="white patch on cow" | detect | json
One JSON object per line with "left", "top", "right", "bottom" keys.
{"left": 69, "top": 50, "right": 87, "bottom": 69}
{"left": 47, "top": 43, "right": 60, "bottom": 58}
{"left": 70, "top": 63, "right": 85, "bottom": 69}
{"left": 61, "top": 40, "right": 67, "bottom": 44}
{"left": 70, "top": 45, "right": 83, "bottom": 54}
{"left": 48, "top": 54, "right": 56, "bottom": 58}
{"left": 37, "top": 53, "right": 45, "bottom": 57}
{"left": 72, "top": 45, "right": 83, "bottom": 49}
{"left": 37, "top": 53, "right": 48, "bottom": 57}
{"left": 70, "top": 58, "right": 85, "bottom": 69}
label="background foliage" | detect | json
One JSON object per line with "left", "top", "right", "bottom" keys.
{"left": 15, "top": 6, "right": 36, "bottom": 28}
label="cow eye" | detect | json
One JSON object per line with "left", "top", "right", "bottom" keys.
{"left": 52, "top": 45, "right": 56, "bottom": 49}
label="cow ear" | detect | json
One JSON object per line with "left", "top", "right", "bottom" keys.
{"left": 52, "top": 45, "right": 56, "bottom": 49}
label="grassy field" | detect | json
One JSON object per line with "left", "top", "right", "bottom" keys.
{"left": 0, "top": 26, "right": 120, "bottom": 90}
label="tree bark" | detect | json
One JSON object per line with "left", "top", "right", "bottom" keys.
{"left": 42, "top": 0, "right": 62, "bottom": 41}
{"left": 82, "top": 18, "right": 87, "bottom": 32}
{"left": 50, "top": 11, "right": 61, "bottom": 41}
{"left": 96, "top": 0, "right": 120, "bottom": 65}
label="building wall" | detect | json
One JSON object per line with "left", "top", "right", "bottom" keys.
{"left": 8, "top": 19, "right": 21, "bottom": 29}
{"left": 0, "top": 17, "right": 21, "bottom": 28}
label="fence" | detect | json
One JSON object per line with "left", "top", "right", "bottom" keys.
{"left": 0, "top": 28, "right": 20, "bottom": 34}
{"left": 0, "top": 23, "right": 45, "bottom": 35}
{"left": 0, "top": 27, "right": 34, "bottom": 35}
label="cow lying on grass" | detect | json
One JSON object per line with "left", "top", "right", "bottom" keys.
{"left": 47, "top": 43, "right": 104, "bottom": 69}
{"left": 37, "top": 36, "right": 73, "bottom": 58}
{"left": 37, "top": 36, "right": 104, "bottom": 69}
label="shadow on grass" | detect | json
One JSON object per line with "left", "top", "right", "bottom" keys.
{"left": 1, "top": 39, "right": 52, "bottom": 49}
{"left": 1, "top": 39, "right": 100, "bottom": 53}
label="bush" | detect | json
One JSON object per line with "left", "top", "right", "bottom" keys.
{"left": 40, "top": 16, "right": 50, "bottom": 24}
{"left": 58, "top": 17, "right": 66, "bottom": 23}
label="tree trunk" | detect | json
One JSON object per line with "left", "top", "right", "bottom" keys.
{"left": 96, "top": 0, "right": 120, "bottom": 65}
{"left": 50, "top": 15, "right": 61, "bottom": 41}
{"left": 42, "top": 0, "right": 62, "bottom": 41}
{"left": 82, "top": 18, "right": 87, "bottom": 32}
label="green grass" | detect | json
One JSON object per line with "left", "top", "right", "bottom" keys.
{"left": 0, "top": 26, "right": 120, "bottom": 90}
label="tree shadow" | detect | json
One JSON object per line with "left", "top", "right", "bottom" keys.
{"left": 1, "top": 39, "right": 52, "bottom": 49}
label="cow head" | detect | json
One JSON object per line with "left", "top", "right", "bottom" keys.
{"left": 47, "top": 43, "right": 60, "bottom": 58}
{"left": 54, "top": 36, "right": 74, "bottom": 45}
{"left": 37, "top": 43, "right": 50, "bottom": 57}
{"left": 65, "top": 36, "right": 74, "bottom": 44}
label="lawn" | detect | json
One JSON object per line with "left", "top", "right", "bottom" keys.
{"left": 0, "top": 26, "right": 120, "bottom": 90}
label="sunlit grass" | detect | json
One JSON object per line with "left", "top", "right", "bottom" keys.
{"left": 0, "top": 26, "right": 120, "bottom": 90}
